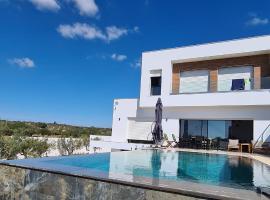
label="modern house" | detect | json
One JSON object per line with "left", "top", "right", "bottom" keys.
{"left": 91, "top": 35, "right": 270, "bottom": 152}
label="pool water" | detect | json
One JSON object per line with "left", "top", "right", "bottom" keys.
{"left": 43, "top": 150, "right": 270, "bottom": 191}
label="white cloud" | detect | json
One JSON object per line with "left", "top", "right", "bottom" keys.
{"left": 57, "top": 23, "right": 138, "bottom": 42}
{"left": 106, "top": 26, "right": 128, "bottom": 41}
{"left": 111, "top": 54, "right": 127, "bottom": 62}
{"left": 9, "top": 57, "right": 35, "bottom": 68}
{"left": 246, "top": 14, "right": 269, "bottom": 26}
{"left": 130, "top": 58, "right": 141, "bottom": 68}
{"left": 57, "top": 23, "right": 106, "bottom": 40}
{"left": 72, "top": 0, "right": 98, "bottom": 17}
{"left": 29, "top": 0, "right": 60, "bottom": 11}
{"left": 133, "top": 26, "right": 140, "bottom": 33}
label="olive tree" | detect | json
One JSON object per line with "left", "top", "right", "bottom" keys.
{"left": 57, "top": 137, "right": 83, "bottom": 156}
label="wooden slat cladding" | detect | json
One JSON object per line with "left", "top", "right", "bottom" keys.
{"left": 209, "top": 69, "right": 218, "bottom": 92}
{"left": 254, "top": 66, "right": 261, "bottom": 89}
{"left": 172, "top": 66, "right": 180, "bottom": 94}
{"left": 172, "top": 54, "right": 270, "bottom": 94}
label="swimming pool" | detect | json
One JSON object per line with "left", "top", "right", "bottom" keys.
{"left": 1, "top": 150, "right": 270, "bottom": 199}
{"left": 45, "top": 150, "right": 270, "bottom": 189}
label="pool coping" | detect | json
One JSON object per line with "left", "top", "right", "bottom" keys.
{"left": 0, "top": 151, "right": 269, "bottom": 200}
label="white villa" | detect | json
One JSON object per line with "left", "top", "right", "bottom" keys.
{"left": 91, "top": 35, "right": 270, "bottom": 152}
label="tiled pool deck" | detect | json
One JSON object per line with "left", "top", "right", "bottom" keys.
{"left": 0, "top": 149, "right": 269, "bottom": 200}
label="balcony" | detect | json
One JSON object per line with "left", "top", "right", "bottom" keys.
{"left": 139, "top": 77, "right": 270, "bottom": 108}
{"left": 175, "top": 77, "right": 270, "bottom": 95}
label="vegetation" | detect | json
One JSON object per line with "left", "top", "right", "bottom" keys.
{"left": 0, "top": 134, "right": 51, "bottom": 159}
{"left": 57, "top": 137, "right": 83, "bottom": 156}
{"left": 0, "top": 120, "right": 111, "bottom": 137}
{"left": 0, "top": 119, "right": 111, "bottom": 160}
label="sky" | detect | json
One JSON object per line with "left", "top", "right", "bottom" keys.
{"left": 0, "top": 0, "right": 270, "bottom": 128}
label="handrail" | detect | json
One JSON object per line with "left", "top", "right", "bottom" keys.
{"left": 254, "top": 123, "right": 270, "bottom": 148}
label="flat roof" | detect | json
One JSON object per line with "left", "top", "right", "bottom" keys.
{"left": 142, "top": 35, "right": 270, "bottom": 64}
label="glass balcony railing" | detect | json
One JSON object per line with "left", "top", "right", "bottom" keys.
{"left": 174, "top": 77, "right": 270, "bottom": 94}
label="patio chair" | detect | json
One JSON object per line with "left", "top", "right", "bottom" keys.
{"left": 172, "top": 134, "right": 180, "bottom": 147}
{"left": 195, "top": 136, "right": 204, "bottom": 149}
{"left": 161, "top": 134, "right": 174, "bottom": 148}
{"left": 228, "top": 139, "right": 240, "bottom": 151}
{"left": 219, "top": 140, "right": 229, "bottom": 151}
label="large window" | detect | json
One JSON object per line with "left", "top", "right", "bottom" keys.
{"left": 179, "top": 120, "right": 253, "bottom": 142}
{"left": 180, "top": 70, "right": 209, "bottom": 93}
{"left": 180, "top": 120, "right": 231, "bottom": 140}
{"left": 208, "top": 120, "right": 231, "bottom": 140}
{"left": 180, "top": 120, "right": 207, "bottom": 138}
{"left": 150, "top": 76, "right": 161, "bottom": 96}
{"left": 218, "top": 66, "right": 253, "bottom": 91}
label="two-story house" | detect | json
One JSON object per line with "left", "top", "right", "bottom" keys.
{"left": 91, "top": 35, "right": 270, "bottom": 152}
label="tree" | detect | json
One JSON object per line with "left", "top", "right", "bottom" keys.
{"left": 0, "top": 134, "right": 50, "bottom": 159}
{"left": 0, "top": 135, "right": 20, "bottom": 160}
{"left": 16, "top": 136, "right": 49, "bottom": 158}
{"left": 36, "top": 122, "right": 47, "bottom": 129}
{"left": 81, "top": 134, "right": 90, "bottom": 151}
{"left": 57, "top": 137, "right": 83, "bottom": 156}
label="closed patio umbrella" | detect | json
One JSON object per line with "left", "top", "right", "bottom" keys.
{"left": 152, "top": 98, "right": 163, "bottom": 144}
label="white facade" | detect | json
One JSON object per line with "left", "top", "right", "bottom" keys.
{"left": 91, "top": 35, "right": 270, "bottom": 151}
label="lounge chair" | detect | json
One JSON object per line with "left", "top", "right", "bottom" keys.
{"left": 172, "top": 134, "right": 180, "bottom": 147}
{"left": 161, "top": 134, "right": 174, "bottom": 148}
{"left": 228, "top": 139, "right": 240, "bottom": 151}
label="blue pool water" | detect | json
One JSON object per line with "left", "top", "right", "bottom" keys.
{"left": 42, "top": 150, "right": 270, "bottom": 190}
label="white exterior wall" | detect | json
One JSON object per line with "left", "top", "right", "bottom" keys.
{"left": 109, "top": 36, "right": 270, "bottom": 148}
{"left": 136, "top": 106, "right": 270, "bottom": 142}
{"left": 162, "top": 119, "right": 179, "bottom": 141}
{"left": 111, "top": 99, "right": 138, "bottom": 142}
{"left": 128, "top": 119, "right": 153, "bottom": 140}
{"left": 140, "top": 35, "right": 270, "bottom": 108}
{"left": 254, "top": 120, "right": 270, "bottom": 143}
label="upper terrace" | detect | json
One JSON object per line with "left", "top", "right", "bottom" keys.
{"left": 139, "top": 35, "right": 270, "bottom": 108}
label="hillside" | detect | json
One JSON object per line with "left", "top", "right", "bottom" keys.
{"left": 0, "top": 120, "right": 111, "bottom": 137}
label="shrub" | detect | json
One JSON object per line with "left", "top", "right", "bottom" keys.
{"left": 57, "top": 137, "right": 83, "bottom": 156}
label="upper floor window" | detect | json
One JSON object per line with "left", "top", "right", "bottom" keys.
{"left": 218, "top": 66, "right": 253, "bottom": 92}
{"left": 150, "top": 70, "right": 162, "bottom": 96}
{"left": 151, "top": 76, "right": 161, "bottom": 95}
{"left": 179, "top": 70, "right": 209, "bottom": 93}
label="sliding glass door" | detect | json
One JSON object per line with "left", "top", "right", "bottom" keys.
{"left": 180, "top": 119, "right": 231, "bottom": 140}
{"left": 180, "top": 120, "right": 207, "bottom": 138}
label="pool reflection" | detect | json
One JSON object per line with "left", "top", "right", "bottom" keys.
{"left": 108, "top": 150, "right": 270, "bottom": 190}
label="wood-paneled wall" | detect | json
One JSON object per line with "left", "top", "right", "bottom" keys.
{"left": 172, "top": 54, "right": 270, "bottom": 94}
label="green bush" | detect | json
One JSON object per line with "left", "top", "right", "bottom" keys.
{"left": 57, "top": 137, "right": 83, "bottom": 156}
{"left": 0, "top": 134, "right": 50, "bottom": 160}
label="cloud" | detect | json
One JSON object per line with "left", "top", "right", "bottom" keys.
{"left": 57, "top": 23, "right": 138, "bottom": 42}
{"left": 133, "top": 26, "right": 140, "bottom": 33}
{"left": 9, "top": 57, "right": 35, "bottom": 68}
{"left": 57, "top": 23, "right": 106, "bottom": 40}
{"left": 72, "top": 0, "right": 98, "bottom": 17}
{"left": 29, "top": 0, "right": 60, "bottom": 11}
{"left": 111, "top": 54, "right": 127, "bottom": 62}
{"left": 246, "top": 14, "right": 269, "bottom": 26}
{"left": 130, "top": 58, "right": 141, "bottom": 68}
{"left": 106, "top": 26, "right": 128, "bottom": 41}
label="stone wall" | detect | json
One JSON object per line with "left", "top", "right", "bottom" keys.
{"left": 0, "top": 164, "right": 200, "bottom": 200}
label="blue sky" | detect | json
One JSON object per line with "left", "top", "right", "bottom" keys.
{"left": 0, "top": 0, "right": 270, "bottom": 127}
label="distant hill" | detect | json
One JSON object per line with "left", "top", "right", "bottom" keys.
{"left": 0, "top": 120, "right": 111, "bottom": 137}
